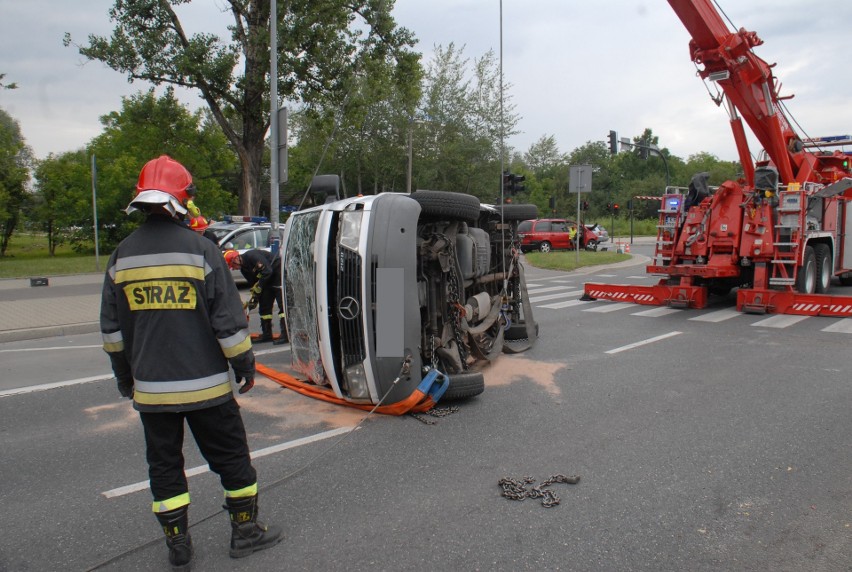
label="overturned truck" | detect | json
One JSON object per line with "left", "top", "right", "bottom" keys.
{"left": 280, "top": 184, "right": 539, "bottom": 407}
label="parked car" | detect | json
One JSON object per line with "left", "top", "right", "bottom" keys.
{"left": 280, "top": 186, "right": 540, "bottom": 406}
{"left": 517, "top": 218, "right": 607, "bottom": 252}
{"left": 206, "top": 216, "right": 274, "bottom": 282}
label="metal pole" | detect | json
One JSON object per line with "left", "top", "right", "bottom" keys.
{"left": 269, "top": 0, "right": 280, "bottom": 252}
{"left": 575, "top": 183, "right": 580, "bottom": 264}
{"left": 406, "top": 120, "right": 413, "bottom": 193}
{"left": 91, "top": 154, "right": 100, "bottom": 271}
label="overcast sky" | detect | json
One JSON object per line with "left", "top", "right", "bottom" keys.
{"left": 2, "top": 0, "right": 851, "bottom": 164}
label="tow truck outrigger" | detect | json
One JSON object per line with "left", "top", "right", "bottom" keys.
{"left": 583, "top": 0, "right": 852, "bottom": 317}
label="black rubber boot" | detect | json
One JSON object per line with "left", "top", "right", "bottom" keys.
{"left": 155, "top": 506, "right": 193, "bottom": 571}
{"left": 273, "top": 317, "right": 289, "bottom": 345}
{"left": 255, "top": 318, "right": 273, "bottom": 343}
{"left": 224, "top": 495, "right": 283, "bottom": 558}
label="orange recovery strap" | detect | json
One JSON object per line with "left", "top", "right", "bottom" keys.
{"left": 255, "top": 363, "right": 449, "bottom": 415}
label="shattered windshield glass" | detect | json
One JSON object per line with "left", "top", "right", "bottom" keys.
{"left": 283, "top": 211, "right": 327, "bottom": 384}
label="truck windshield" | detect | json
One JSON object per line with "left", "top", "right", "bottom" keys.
{"left": 282, "top": 210, "right": 326, "bottom": 383}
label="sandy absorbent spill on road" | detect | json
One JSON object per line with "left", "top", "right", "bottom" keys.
{"left": 83, "top": 402, "right": 137, "bottom": 433}
{"left": 484, "top": 355, "right": 569, "bottom": 396}
{"left": 238, "top": 379, "right": 369, "bottom": 439}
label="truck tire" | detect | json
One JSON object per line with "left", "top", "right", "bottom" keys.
{"left": 496, "top": 203, "right": 538, "bottom": 222}
{"left": 442, "top": 370, "right": 485, "bottom": 401}
{"left": 411, "top": 190, "right": 480, "bottom": 222}
{"left": 795, "top": 245, "right": 816, "bottom": 294}
{"left": 814, "top": 243, "right": 831, "bottom": 294}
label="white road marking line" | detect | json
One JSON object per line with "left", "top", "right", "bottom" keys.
{"left": 593, "top": 274, "right": 617, "bottom": 278}
{"left": 529, "top": 290, "right": 582, "bottom": 303}
{"left": 102, "top": 426, "right": 359, "bottom": 498}
{"left": 527, "top": 286, "right": 572, "bottom": 294}
{"left": 626, "top": 276, "right": 653, "bottom": 280}
{"left": 584, "top": 302, "right": 635, "bottom": 313}
{"left": 537, "top": 299, "right": 594, "bottom": 309}
{"left": 0, "top": 344, "right": 102, "bottom": 353}
{"left": 605, "top": 331, "right": 683, "bottom": 354}
{"left": 821, "top": 319, "right": 852, "bottom": 334}
{"left": 631, "top": 307, "right": 681, "bottom": 317}
{"left": 750, "top": 314, "right": 810, "bottom": 328}
{"left": 0, "top": 374, "right": 113, "bottom": 398}
{"left": 689, "top": 309, "right": 742, "bottom": 323}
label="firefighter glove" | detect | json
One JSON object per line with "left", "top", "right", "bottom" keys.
{"left": 246, "top": 295, "right": 259, "bottom": 311}
{"left": 230, "top": 350, "right": 256, "bottom": 394}
{"left": 116, "top": 376, "right": 134, "bottom": 399}
{"left": 108, "top": 353, "right": 134, "bottom": 399}
{"left": 250, "top": 282, "right": 262, "bottom": 297}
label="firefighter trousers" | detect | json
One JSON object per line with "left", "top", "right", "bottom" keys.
{"left": 140, "top": 399, "right": 257, "bottom": 503}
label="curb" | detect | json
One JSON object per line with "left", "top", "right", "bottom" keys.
{"left": 0, "top": 322, "right": 100, "bottom": 344}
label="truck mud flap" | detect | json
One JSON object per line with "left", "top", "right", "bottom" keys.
{"left": 582, "top": 281, "right": 708, "bottom": 309}
{"left": 737, "top": 288, "right": 852, "bottom": 316}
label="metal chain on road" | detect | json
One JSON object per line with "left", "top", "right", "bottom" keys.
{"left": 498, "top": 474, "right": 581, "bottom": 508}
{"left": 409, "top": 405, "right": 460, "bottom": 425}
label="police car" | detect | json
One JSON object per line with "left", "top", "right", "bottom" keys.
{"left": 206, "top": 216, "right": 275, "bottom": 282}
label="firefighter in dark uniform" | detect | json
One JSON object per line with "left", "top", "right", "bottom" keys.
{"left": 224, "top": 248, "right": 287, "bottom": 344}
{"left": 100, "top": 155, "right": 282, "bottom": 570}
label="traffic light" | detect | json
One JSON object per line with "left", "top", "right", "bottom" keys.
{"left": 607, "top": 130, "right": 618, "bottom": 155}
{"left": 605, "top": 202, "right": 611, "bottom": 213}
{"left": 548, "top": 196, "right": 556, "bottom": 210}
{"left": 503, "top": 172, "right": 526, "bottom": 195}
{"left": 582, "top": 200, "right": 589, "bottom": 211}
{"left": 613, "top": 203, "right": 620, "bottom": 216}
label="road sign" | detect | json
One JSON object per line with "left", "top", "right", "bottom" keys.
{"left": 569, "top": 165, "right": 592, "bottom": 193}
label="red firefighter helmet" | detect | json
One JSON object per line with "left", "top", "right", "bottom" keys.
{"left": 127, "top": 155, "right": 196, "bottom": 215}
{"left": 223, "top": 249, "right": 242, "bottom": 269}
{"left": 189, "top": 216, "right": 209, "bottom": 233}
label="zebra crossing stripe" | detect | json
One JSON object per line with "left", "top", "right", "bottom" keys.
{"left": 689, "top": 309, "right": 741, "bottom": 323}
{"left": 632, "top": 307, "right": 681, "bottom": 317}
{"left": 821, "top": 319, "right": 852, "bottom": 333}
{"left": 538, "top": 299, "right": 593, "bottom": 309}
{"left": 751, "top": 314, "right": 810, "bottom": 328}
{"left": 529, "top": 290, "right": 582, "bottom": 303}
{"left": 584, "top": 302, "right": 636, "bottom": 313}
{"left": 527, "top": 286, "right": 572, "bottom": 294}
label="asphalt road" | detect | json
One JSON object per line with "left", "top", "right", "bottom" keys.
{"left": 1, "top": 245, "right": 850, "bottom": 571}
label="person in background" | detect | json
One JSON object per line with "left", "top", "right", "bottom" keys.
{"left": 100, "top": 155, "right": 282, "bottom": 571}
{"left": 224, "top": 249, "right": 288, "bottom": 345}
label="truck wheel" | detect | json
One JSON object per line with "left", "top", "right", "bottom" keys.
{"left": 442, "top": 371, "right": 485, "bottom": 401}
{"left": 814, "top": 243, "right": 832, "bottom": 293}
{"left": 539, "top": 241, "right": 552, "bottom": 253}
{"left": 795, "top": 245, "right": 816, "bottom": 294}
{"left": 496, "top": 203, "right": 538, "bottom": 221}
{"left": 411, "top": 190, "right": 480, "bottom": 222}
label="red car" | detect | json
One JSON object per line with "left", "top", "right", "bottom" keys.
{"left": 517, "top": 218, "right": 606, "bottom": 252}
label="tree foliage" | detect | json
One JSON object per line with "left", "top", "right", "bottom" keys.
{"left": 0, "top": 107, "right": 31, "bottom": 256}
{"left": 66, "top": 0, "right": 420, "bottom": 215}
{"left": 30, "top": 90, "right": 238, "bottom": 252}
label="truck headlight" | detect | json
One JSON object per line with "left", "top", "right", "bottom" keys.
{"left": 339, "top": 211, "right": 363, "bottom": 251}
{"left": 344, "top": 363, "right": 370, "bottom": 399}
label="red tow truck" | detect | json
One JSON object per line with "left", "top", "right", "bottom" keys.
{"left": 583, "top": 0, "right": 852, "bottom": 317}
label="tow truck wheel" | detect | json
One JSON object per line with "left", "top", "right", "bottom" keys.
{"left": 539, "top": 241, "right": 552, "bottom": 253}
{"left": 814, "top": 243, "right": 831, "bottom": 294}
{"left": 795, "top": 245, "right": 816, "bottom": 294}
{"left": 442, "top": 371, "right": 485, "bottom": 401}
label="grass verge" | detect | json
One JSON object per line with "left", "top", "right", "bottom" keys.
{"left": 0, "top": 233, "right": 104, "bottom": 279}
{"left": 524, "top": 249, "right": 631, "bottom": 272}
